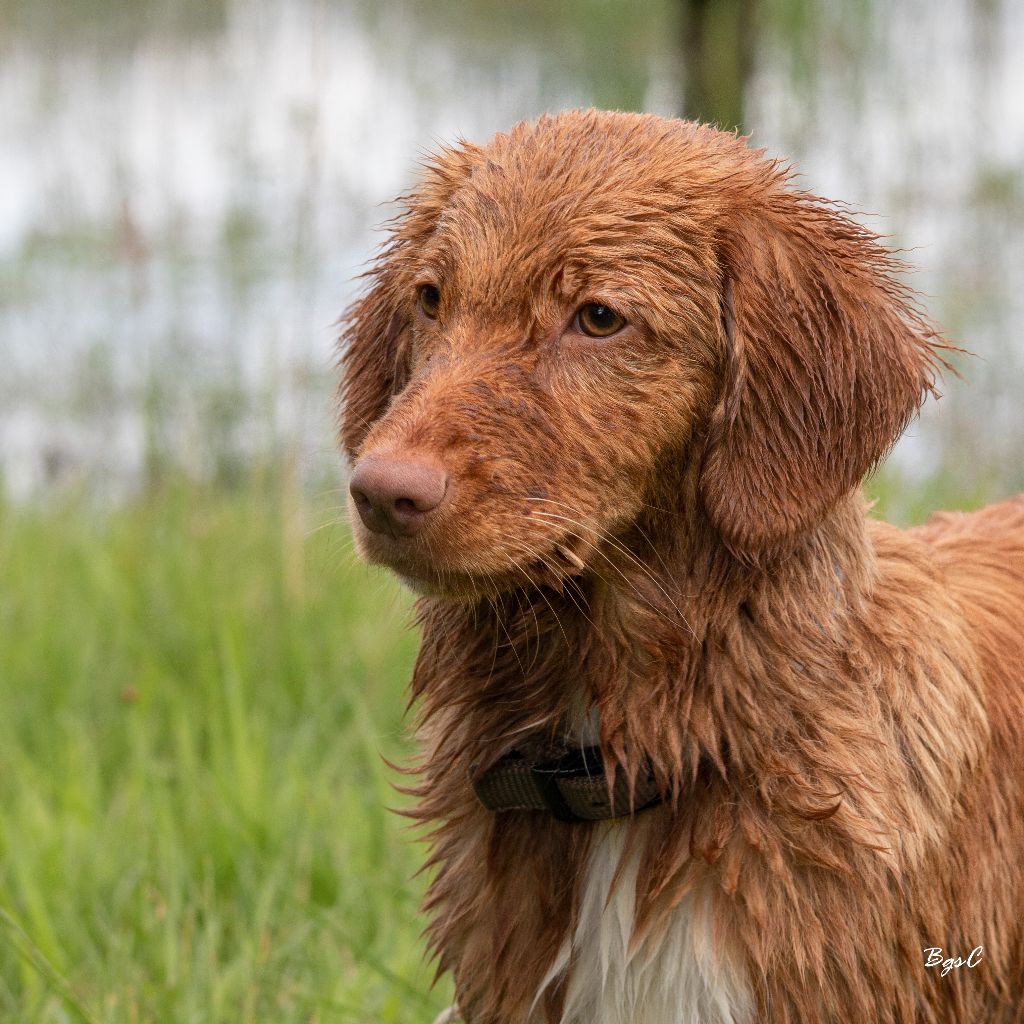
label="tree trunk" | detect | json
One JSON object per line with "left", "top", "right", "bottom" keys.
{"left": 680, "top": 0, "right": 755, "bottom": 131}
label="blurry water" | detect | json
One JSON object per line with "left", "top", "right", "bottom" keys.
{"left": 0, "top": 0, "right": 1021, "bottom": 504}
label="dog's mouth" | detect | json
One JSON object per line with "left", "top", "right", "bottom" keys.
{"left": 350, "top": 508, "right": 592, "bottom": 601}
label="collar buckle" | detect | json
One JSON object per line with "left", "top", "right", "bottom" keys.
{"left": 471, "top": 745, "right": 661, "bottom": 822}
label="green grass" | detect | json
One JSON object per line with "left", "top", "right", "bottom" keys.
{"left": 0, "top": 472, "right": 451, "bottom": 1023}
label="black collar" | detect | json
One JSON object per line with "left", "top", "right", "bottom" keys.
{"left": 471, "top": 745, "right": 661, "bottom": 822}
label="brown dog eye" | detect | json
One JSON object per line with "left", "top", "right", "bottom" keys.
{"left": 418, "top": 284, "right": 441, "bottom": 319}
{"left": 576, "top": 303, "right": 625, "bottom": 338}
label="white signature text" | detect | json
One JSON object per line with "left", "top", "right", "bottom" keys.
{"left": 923, "top": 946, "right": 983, "bottom": 977}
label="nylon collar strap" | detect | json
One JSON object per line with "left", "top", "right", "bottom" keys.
{"left": 471, "top": 746, "right": 661, "bottom": 822}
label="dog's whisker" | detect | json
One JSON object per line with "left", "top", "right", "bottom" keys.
{"left": 555, "top": 542, "right": 587, "bottom": 572}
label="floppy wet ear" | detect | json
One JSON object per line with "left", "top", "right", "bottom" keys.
{"left": 699, "top": 193, "right": 945, "bottom": 561}
{"left": 338, "top": 257, "right": 411, "bottom": 461}
{"left": 337, "top": 141, "right": 484, "bottom": 460}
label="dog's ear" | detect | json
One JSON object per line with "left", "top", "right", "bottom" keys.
{"left": 338, "top": 255, "right": 411, "bottom": 461}
{"left": 338, "top": 142, "right": 484, "bottom": 460}
{"left": 699, "top": 189, "right": 944, "bottom": 560}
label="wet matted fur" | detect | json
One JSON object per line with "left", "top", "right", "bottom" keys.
{"left": 338, "top": 110, "right": 1024, "bottom": 1023}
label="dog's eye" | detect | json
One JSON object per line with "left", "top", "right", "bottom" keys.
{"left": 417, "top": 284, "right": 441, "bottom": 320}
{"left": 575, "top": 303, "right": 625, "bottom": 338}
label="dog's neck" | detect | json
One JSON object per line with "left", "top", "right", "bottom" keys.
{"left": 411, "top": 489, "right": 876, "bottom": 794}
{"left": 567, "top": 491, "right": 875, "bottom": 793}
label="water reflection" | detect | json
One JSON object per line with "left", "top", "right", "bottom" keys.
{"left": 0, "top": 0, "right": 1021, "bottom": 510}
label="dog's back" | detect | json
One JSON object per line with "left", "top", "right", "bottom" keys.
{"left": 915, "top": 495, "right": 1024, "bottom": 607}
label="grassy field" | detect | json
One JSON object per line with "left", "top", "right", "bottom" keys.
{"left": 0, "top": 462, "right": 1004, "bottom": 1023}
{"left": 0, "top": 471, "right": 450, "bottom": 1023}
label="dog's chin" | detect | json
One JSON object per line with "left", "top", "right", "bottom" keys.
{"left": 352, "top": 523, "right": 584, "bottom": 602}
{"left": 373, "top": 552, "right": 540, "bottom": 602}
{"left": 393, "top": 569, "right": 490, "bottom": 601}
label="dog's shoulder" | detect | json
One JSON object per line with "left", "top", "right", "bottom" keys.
{"left": 907, "top": 496, "right": 1024, "bottom": 721}
{"left": 909, "top": 495, "right": 1024, "bottom": 591}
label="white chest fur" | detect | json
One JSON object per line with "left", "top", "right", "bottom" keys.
{"left": 549, "top": 823, "right": 752, "bottom": 1024}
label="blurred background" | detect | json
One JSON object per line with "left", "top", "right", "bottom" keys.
{"left": 4, "top": 0, "right": 1024, "bottom": 508}
{"left": 0, "top": 0, "right": 1021, "bottom": 1021}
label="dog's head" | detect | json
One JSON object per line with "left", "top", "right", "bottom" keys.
{"left": 340, "top": 110, "right": 940, "bottom": 597}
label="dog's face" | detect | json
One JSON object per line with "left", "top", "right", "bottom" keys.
{"left": 341, "top": 111, "right": 938, "bottom": 598}
{"left": 345, "top": 115, "right": 723, "bottom": 597}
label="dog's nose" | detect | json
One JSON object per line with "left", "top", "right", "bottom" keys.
{"left": 349, "top": 453, "right": 448, "bottom": 537}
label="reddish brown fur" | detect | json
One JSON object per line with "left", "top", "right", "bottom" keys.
{"left": 338, "top": 110, "right": 1024, "bottom": 1023}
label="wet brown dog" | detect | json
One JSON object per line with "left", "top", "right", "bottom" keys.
{"left": 339, "top": 110, "right": 1024, "bottom": 1024}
